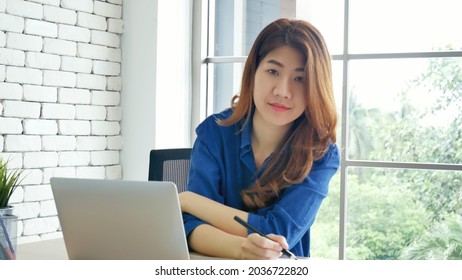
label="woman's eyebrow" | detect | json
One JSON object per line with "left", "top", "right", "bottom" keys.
{"left": 266, "top": 59, "right": 305, "bottom": 72}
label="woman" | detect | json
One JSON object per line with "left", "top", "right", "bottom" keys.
{"left": 180, "top": 18, "right": 339, "bottom": 260}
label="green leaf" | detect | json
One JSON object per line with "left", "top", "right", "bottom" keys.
{"left": 0, "top": 158, "right": 26, "bottom": 208}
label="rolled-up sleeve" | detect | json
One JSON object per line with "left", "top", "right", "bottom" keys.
{"left": 182, "top": 135, "right": 224, "bottom": 237}
{"left": 247, "top": 143, "right": 340, "bottom": 248}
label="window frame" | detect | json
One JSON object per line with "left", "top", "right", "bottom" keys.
{"left": 192, "top": 0, "right": 462, "bottom": 259}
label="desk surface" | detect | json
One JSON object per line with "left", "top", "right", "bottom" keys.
{"left": 16, "top": 238, "right": 222, "bottom": 260}
{"left": 17, "top": 238, "right": 68, "bottom": 260}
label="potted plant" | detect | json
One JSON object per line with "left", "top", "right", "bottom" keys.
{"left": 0, "top": 158, "right": 24, "bottom": 260}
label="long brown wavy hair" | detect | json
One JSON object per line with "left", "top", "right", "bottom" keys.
{"left": 218, "top": 18, "right": 337, "bottom": 210}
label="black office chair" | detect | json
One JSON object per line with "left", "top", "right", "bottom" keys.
{"left": 148, "top": 148, "right": 192, "bottom": 193}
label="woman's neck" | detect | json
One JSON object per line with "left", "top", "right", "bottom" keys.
{"left": 251, "top": 112, "right": 291, "bottom": 168}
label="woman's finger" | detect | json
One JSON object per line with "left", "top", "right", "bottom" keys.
{"left": 240, "top": 233, "right": 283, "bottom": 259}
{"left": 266, "top": 234, "right": 289, "bottom": 250}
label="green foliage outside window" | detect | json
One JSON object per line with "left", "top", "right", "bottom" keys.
{"left": 312, "top": 55, "right": 462, "bottom": 260}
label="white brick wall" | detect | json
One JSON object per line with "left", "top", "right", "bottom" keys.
{"left": 76, "top": 73, "right": 106, "bottom": 90}
{"left": 76, "top": 136, "right": 106, "bottom": 151}
{"left": 6, "top": 65, "right": 42, "bottom": 84}
{"left": 0, "top": 31, "right": 6, "bottom": 46}
{"left": 6, "top": 0, "right": 42, "bottom": 19}
{"left": 58, "top": 88, "right": 91, "bottom": 104}
{"left": 77, "top": 42, "right": 107, "bottom": 59}
{"left": 93, "top": 60, "right": 120, "bottom": 76}
{"left": 3, "top": 100, "right": 41, "bottom": 118}
{"left": 24, "top": 152, "right": 58, "bottom": 168}
{"left": 76, "top": 166, "right": 105, "bottom": 178}
{"left": 105, "top": 164, "right": 121, "bottom": 179}
{"left": 90, "top": 30, "right": 119, "bottom": 47}
{"left": 91, "top": 120, "right": 120, "bottom": 135}
{"left": 94, "top": 1, "right": 122, "bottom": 19}
{"left": 23, "top": 84, "right": 57, "bottom": 102}
{"left": 0, "top": 82, "right": 22, "bottom": 99}
{"left": 75, "top": 104, "right": 106, "bottom": 120}
{"left": 23, "top": 119, "right": 58, "bottom": 135}
{"left": 43, "top": 5, "right": 76, "bottom": 25}
{"left": 107, "top": 76, "right": 122, "bottom": 91}
{"left": 41, "top": 103, "right": 75, "bottom": 119}
{"left": 61, "top": 0, "right": 93, "bottom": 13}
{"left": 0, "top": 0, "right": 123, "bottom": 243}
{"left": 43, "top": 37, "right": 76, "bottom": 56}
{"left": 0, "top": 47, "right": 25, "bottom": 66}
{"left": 77, "top": 12, "right": 107, "bottom": 31}
{"left": 9, "top": 186, "right": 24, "bottom": 205}
{"left": 39, "top": 199, "right": 57, "bottom": 217}
{"left": 107, "top": 135, "right": 122, "bottom": 150}
{"left": 61, "top": 56, "right": 92, "bottom": 73}
{"left": 92, "top": 90, "right": 120, "bottom": 105}
{"left": 107, "top": 106, "right": 122, "bottom": 121}
{"left": 42, "top": 135, "right": 76, "bottom": 150}
{"left": 58, "top": 120, "right": 91, "bottom": 135}
{"left": 0, "top": 117, "right": 23, "bottom": 133}
{"left": 58, "top": 151, "right": 90, "bottom": 166}
{"left": 58, "top": 24, "right": 91, "bottom": 43}
{"left": 107, "top": 18, "right": 123, "bottom": 34}
{"left": 6, "top": 32, "right": 43, "bottom": 51}
{"left": 24, "top": 18, "right": 58, "bottom": 38}
{"left": 43, "top": 69, "right": 76, "bottom": 87}
{"left": 0, "top": 13, "right": 25, "bottom": 33}
{"left": 27, "top": 0, "right": 60, "bottom": 7}
{"left": 25, "top": 52, "right": 61, "bottom": 70}
{"left": 107, "top": 47, "right": 121, "bottom": 62}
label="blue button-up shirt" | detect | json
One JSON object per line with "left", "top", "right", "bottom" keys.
{"left": 183, "top": 109, "right": 340, "bottom": 257}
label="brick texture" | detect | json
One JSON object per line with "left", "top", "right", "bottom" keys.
{"left": 0, "top": 0, "right": 124, "bottom": 242}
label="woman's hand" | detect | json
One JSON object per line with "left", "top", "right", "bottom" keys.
{"left": 180, "top": 191, "right": 290, "bottom": 259}
{"left": 239, "top": 233, "right": 289, "bottom": 260}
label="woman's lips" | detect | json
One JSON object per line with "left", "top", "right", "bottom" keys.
{"left": 269, "top": 103, "right": 289, "bottom": 112}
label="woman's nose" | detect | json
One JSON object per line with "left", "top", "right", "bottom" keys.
{"left": 274, "top": 78, "right": 292, "bottom": 98}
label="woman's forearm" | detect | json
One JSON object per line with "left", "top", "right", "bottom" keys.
{"left": 188, "top": 224, "right": 245, "bottom": 259}
{"left": 180, "top": 191, "right": 249, "bottom": 237}
{"left": 189, "top": 223, "right": 287, "bottom": 260}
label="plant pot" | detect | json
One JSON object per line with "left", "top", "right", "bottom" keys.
{"left": 0, "top": 206, "right": 14, "bottom": 216}
{"left": 0, "top": 206, "right": 18, "bottom": 260}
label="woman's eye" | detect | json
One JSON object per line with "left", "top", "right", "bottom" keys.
{"left": 295, "top": 76, "right": 304, "bottom": 82}
{"left": 267, "top": 69, "right": 278, "bottom": 76}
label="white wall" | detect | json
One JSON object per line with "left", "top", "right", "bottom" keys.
{"left": 119, "top": 0, "right": 158, "bottom": 180}
{"left": 155, "top": 0, "right": 191, "bottom": 149}
{"left": 121, "top": 0, "right": 193, "bottom": 180}
{"left": 1, "top": 0, "right": 187, "bottom": 243}
{"left": 0, "top": 0, "right": 124, "bottom": 243}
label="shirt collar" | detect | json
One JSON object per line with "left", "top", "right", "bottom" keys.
{"left": 239, "top": 112, "right": 256, "bottom": 172}
{"left": 240, "top": 117, "right": 252, "bottom": 151}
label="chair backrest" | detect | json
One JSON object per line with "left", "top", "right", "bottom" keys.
{"left": 148, "top": 148, "right": 192, "bottom": 193}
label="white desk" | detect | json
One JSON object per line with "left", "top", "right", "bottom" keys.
{"left": 16, "top": 238, "right": 222, "bottom": 260}
{"left": 17, "top": 238, "right": 68, "bottom": 260}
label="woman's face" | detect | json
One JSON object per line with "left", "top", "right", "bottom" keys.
{"left": 253, "top": 45, "right": 307, "bottom": 130}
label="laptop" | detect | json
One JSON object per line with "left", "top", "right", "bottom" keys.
{"left": 50, "top": 177, "right": 190, "bottom": 260}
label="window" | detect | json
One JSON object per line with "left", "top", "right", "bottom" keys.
{"left": 192, "top": 0, "right": 462, "bottom": 259}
